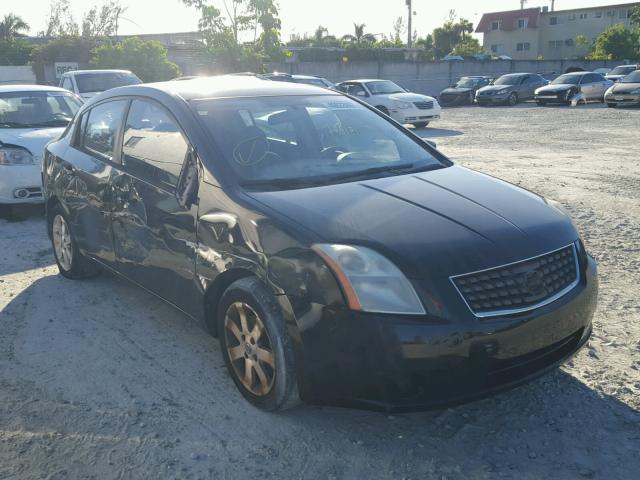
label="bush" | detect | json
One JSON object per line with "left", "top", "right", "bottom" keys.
{"left": 0, "top": 39, "right": 33, "bottom": 65}
{"left": 90, "top": 37, "right": 180, "bottom": 82}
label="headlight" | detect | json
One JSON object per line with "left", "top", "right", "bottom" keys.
{"left": 393, "top": 100, "right": 412, "bottom": 109}
{"left": 312, "top": 244, "right": 426, "bottom": 315}
{"left": 0, "top": 147, "right": 34, "bottom": 165}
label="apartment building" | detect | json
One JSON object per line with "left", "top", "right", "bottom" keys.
{"left": 476, "top": 2, "right": 640, "bottom": 60}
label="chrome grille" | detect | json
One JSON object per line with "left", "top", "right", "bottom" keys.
{"left": 414, "top": 101, "right": 434, "bottom": 109}
{"left": 451, "top": 244, "right": 579, "bottom": 318}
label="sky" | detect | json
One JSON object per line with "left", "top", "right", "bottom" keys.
{"left": 8, "top": 0, "right": 639, "bottom": 40}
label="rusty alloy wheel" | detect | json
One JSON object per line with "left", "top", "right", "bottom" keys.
{"left": 223, "top": 302, "right": 276, "bottom": 396}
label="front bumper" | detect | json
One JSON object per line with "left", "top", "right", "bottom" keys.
{"left": 390, "top": 106, "right": 441, "bottom": 124}
{"left": 439, "top": 93, "right": 472, "bottom": 106}
{"left": 475, "top": 93, "right": 510, "bottom": 105}
{"left": 0, "top": 165, "right": 43, "bottom": 204}
{"left": 535, "top": 91, "right": 570, "bottom": 104}
{"left": 296, "top": 256, "right": 598, "bottom": 412}
{"left": 605, "top": 92, "right": 640, "bottom": 106}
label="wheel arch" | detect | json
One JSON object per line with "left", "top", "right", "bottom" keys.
{"left": 204, "top": 267, "right": 256, "bottom": 337}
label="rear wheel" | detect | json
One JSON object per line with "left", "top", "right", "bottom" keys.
{"left": 218, "top": 277, "right": 299, "bottom": 411}
{"left": 48, "top": 205, "right": 99, "bottom": 279}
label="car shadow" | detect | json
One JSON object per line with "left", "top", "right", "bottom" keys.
{"left": 415, "top": 126, "right": 464, "bottom": 139}
{"left": 2, "top": 272, "right": 639, "bottom": 478}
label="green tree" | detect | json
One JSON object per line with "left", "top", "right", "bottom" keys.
{"left": 90, "top": 37, "right": 180, "bottom": 82}
{"left": 0, "top": 14, "right": 29, "bottom": 40}
{"left": 630, "top": 6, "right": 640, "bottom": 29}
{"left": 451, "top": 37, "right": 485, "bottom": 56}
{"left": 45, "top": 0, "right": 80, "bottom": 37}
{"left": 341, "top": 23, "right": 376, "bottom": 45}
{"left": 82, "top": 1, "right": 124, "bottom": 38}
{"left": 589, "top": 23, "right": 638, "bottom": 60}
{"left": 0, "top": 40, "right": 33, "bottom": 65}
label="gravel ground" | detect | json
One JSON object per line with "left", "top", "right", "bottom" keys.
{"left": 1, "top": 103, "right": 639, "bottom": 480}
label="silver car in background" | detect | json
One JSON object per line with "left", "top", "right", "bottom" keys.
{"left": 605, "top": 70, "right": 640, "bottom": 108}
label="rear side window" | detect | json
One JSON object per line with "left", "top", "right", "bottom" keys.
{"left": 82, "top": 100, "right": 128, "bottom": 159}
{"left": 122, "top": 99, "right": 189, "bottom": 190}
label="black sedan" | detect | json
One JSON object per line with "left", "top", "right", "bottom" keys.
{"left": 439, "top": 76, "right": 491, "bottom": 106}
{"left": 42, "top": 77, "right": 598, "bottom": 412}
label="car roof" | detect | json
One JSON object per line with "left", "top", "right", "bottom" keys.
{"left": 0, "top": 84, "right": 72, "bottom": 94}
{"left": 97, "top": 75, "right": 338, "bottom": 102}
{"left": 498, "top": 73, "right": 533, "bottom": 77}
{"left": 63, "top": 69, "right": 134, "bottom": 76}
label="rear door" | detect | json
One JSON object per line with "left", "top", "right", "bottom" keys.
{"left": 110, "top": 98, "right": 200, "bottom": 316}
{"left": 580, "top": 74, "right": 599, "bottom": 99}
{"left": 60, "top": 99, "right": 128, "bottom": 265}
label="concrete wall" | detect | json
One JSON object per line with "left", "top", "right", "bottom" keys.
{"left": 267, "top": 59, "right": 624, "bottom": 96}
{"left": 0, "top": 66, "right": 37, "bottom": 85}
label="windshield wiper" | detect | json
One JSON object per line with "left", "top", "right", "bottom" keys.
{"left": 28, "top": 119, "right": 71, "bottom": 127}
{"left": 0, "top": 121, "right": 33, "bottom": 128}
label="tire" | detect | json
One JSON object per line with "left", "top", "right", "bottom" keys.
{"left": 48, "top": 204, "right": 99, "bottom": 279}
{"left": 507, "top": 93, "right": 518, "bottom": 106}
{"left": 564, "top": 90, "right": 574, "bottom": 105}
{"left": 412, "top": 121, "right": 429, "bottom": 129}
{"left": 376, "top": 106, "right": 390, "bottom": 116}
{"left": 468, "top": 92, "right": 475, "bottom": 105}
{"left": 607, "top": 103, "right": 616, "bottom": 108}
{"left": 218, "top": 277, "right": 299, "bottom": 411}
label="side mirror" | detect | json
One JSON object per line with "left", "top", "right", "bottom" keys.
{"left": 176, "top": 148, "right": 200, "bottom": 209}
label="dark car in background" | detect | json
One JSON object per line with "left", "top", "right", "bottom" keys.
{"left": 42, "top": 76, "right": 597, "bottom": 412}
{"left": 439, "top": 76, "right": 492, "bottom": 106}
{"left": 605, "top": 70, "right": 640, "bottom": 107}
{"left": 535, "top": 72, "right": 613, "bottom": 105}
{"left": 476, "top": 73, "right": 548, "bottom": 106}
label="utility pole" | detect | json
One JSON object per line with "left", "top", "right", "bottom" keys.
{"left": 406, "top": 0, "right": 413, "bottom": 48}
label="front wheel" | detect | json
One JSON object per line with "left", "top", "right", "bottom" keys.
{"left": 507, "top": 93, "right": 518, "bottom": 106}
{"left": 48, "top": 205, "right": 99, "bottom": 279}
{"left": 218, "top": 277, "right": 299, "bottom": 411}
{"left": 412, "top": 121, "right": 429, "bottom": 129}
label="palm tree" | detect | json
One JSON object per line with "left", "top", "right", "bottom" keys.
{"left": 342, "top": 23, "right": 376, "bottom": 45}
{"left": 0, "top": 14, "right": 29, "bottom": 41}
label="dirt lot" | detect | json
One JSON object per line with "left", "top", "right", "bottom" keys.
{"left": 1, "top": 103, "right": 639, "bottom": 480}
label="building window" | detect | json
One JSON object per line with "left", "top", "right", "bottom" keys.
{"left": 516, "top": 42, "right": 531, "bottom": 51}
{"left": 595, "top": 11, "right": 602, "bottom": 18}
{"left": 490, "top": 44, "right": 499, "bottom": 53}
{"left": 565, "top": 38, "right": 575, "bottom": 47}
{"left": 607, "top": 10, "right": 615, "bottom": 17}
{"left": 579, "top": 13, "right": 588, "bottom": 20}
{"left": 491, "top": 20, "right": 502, "bottom": 30}
{"left": 517, "top": 18, "right": 528, "bottom": 29}
{"left": 549, "top": 40, "right": 563, "bottom": 49}
{"left": 568, "top": 14, "right": 576, "bottom": 21}
{"left": 550, "top": 16, "right": 558, "bottom": 25}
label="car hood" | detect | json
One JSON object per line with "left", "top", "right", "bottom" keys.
{"left": 610, "top": 82, "right": 640, "bottom": 93}
{"left": 247, "top": 165, "right": 578, "bottom": 281}
{"left": 536, "top": 84, "right": 574, "bottom": 93}
{"left": 0, "top": 127, "right": 65, "bottom": 162}
{"left": 387, "top": 92, "right": 436, "bottom": 103}
{"left": 477, "top": 85, "right": 514, "bottom": 93}
{"left": 441, "top": 87, "right": 474, "bottom": 95}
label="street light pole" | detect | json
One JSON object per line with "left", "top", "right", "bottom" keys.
{"left": 406, "top": 0, "right": 413, "bottom": 48}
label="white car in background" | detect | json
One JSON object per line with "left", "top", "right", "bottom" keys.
{"left": 0, "top": 85, "right": 82, "bottom": 215}
{"left": 59, "top": 69, "right": 142, "bottom": 101}
{"left": 336, "top": 79, "right": 441, "bottom": 129}
{"left": 605, "top": 64, "right": 639, "bottom": 83}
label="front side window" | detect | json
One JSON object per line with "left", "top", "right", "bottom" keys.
{"left": 0, "top": 91, "right": 82, "bottom": 129}
{"left": 75, "top": 72, "right": 141, "bottom": 94}
{"left": 493, "top": 75, "right": 522, "bottom": 86}
{"left": 192, "top": 95, "right": 445, "bottom": 188}
{"left": 551, "top": 74, "right": 582, "bottom": 85}
{"left": 82, "top": 100, "right": 128, "bottom": 159}
{"left": 365, "top": 81, "right": 405, "bottom": 95}
{"left": 122, "top": 100, "right": 189, "bottom": 190}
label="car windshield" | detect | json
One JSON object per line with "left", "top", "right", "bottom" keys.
{"left": 192, "top": 95, "right": 444, "bottom": 189}
{"left": 493, "top": 75, "right": 522, "bottom": 86}
{"left": 0, "top": 91, "right": 82, "bottom": 128}
{"left": 552, "top": 74, "right": 582, "bottom": 85}
{"left": 74, "top": 72, "right": 141, "bottom": 93}
{"left": 621, "top": 71, "right": 640, "bottom": 83}
{"left": 365, "top": 81, "right": 406, "bottom": 95}
{"left": 609, "top": 66, "right": 635, "bottom": 75}
{"left": 455, "top": 78, "right": 483, "bottom": 88}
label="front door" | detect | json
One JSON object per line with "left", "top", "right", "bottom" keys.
{"left": 110, "top": 98, "right": 200, "bottom": 317}
{"left": 62, "top": 99, "right": 129, "bottom": 266}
